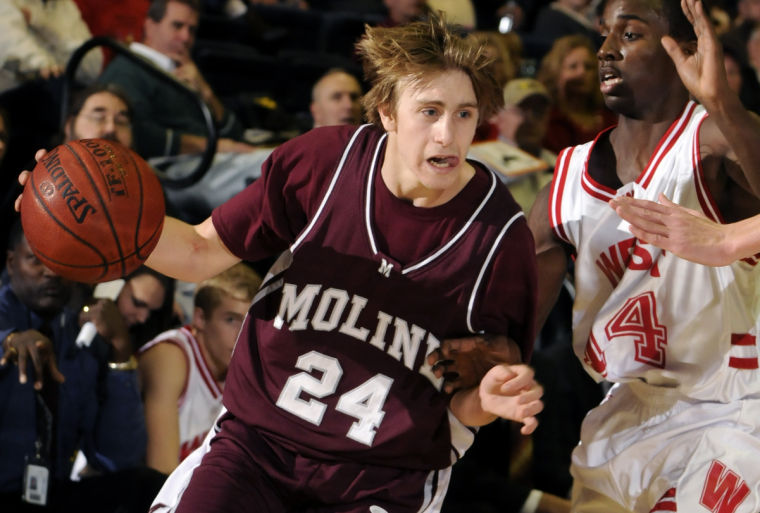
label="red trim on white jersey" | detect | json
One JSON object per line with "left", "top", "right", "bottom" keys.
{"left": 185, "top": 326, "right": 223, "bottom": 399}
{"left": 550, "top": 147, "right": 573, "bottom": 244}
{"left": 691, "top": 114, "right": 723, "bottom": 223}
{"left": 581, "top": 127, "right": 618, "bottom": 201}
{"left": 638, "top": 102, "right": 697, "bottom": 189}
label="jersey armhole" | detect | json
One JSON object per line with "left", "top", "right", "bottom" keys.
{"left": 549, "top": 146, "right": 574, "bottom": 244}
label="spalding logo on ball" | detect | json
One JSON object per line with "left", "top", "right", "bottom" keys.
{"left": 20, "top": 138, "right": 165, "bottom": 283}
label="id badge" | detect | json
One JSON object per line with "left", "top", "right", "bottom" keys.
{"left": 22, "top": 458, "right": 49, "bottom": 506}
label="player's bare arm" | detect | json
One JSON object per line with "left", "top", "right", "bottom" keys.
{"left": 449, "top": 363, "right": 543, "bottom": 432}
{"left": 610, "top": 193, "right": 760, "bottom": 265}
{"left": 527, "top": 184, "right": 572, "bottom": 331}
{"left": 139, "top": 342, "right": 188, "bottom": 475}
{"left": 144, "top": 216, "right": 240, "bottom": 283}
{"left": 665, "top": 0, "right": 760, "bottom": 210}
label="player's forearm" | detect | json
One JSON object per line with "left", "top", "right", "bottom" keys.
{"left": 705, "top": 93, "right": 760, "bottom": 198}
{"left": 146, "top": 216, "right": 239, "bottom": 282}
{"left": 725, "top": 215, "right": 760, "bottom": 262}
{"left": 449, "top": 386, "right": 497, "bottom": 427}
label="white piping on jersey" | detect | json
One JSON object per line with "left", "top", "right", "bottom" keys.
{"left": 290, "top": 124, "right": 370, "bottom": 252}
{"left": 466, "top": 210, "right": 525, "bottom": 333}
{"left": 365, "top": 132, "right": 389, "bottom": 255}
{"left": 401, "top": 172, "right": 498, "bottom": 275}
{"left": 361, "top": 136, "right": 500, "bottom": 275}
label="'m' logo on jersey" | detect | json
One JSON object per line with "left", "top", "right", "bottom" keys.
{"left": 700, "top": 460, "right": 750, "bottom": 513}
{"left": 595, "top": 237, "right": 661, "bottom": 287}
{"left": 378, "top": 258, "right": 393, "bottom": 277}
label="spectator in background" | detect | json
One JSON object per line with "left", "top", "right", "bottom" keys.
{"left": 73, "top": 0, "right": 151, "bottom": 66}
{"left": 490, "top": 79, "right": 555, "bottom": 167}
{"left": 138, "top": 263, "right": 261, "bottom": 475}
{"left": 380, "top": 0, "right": 429, "bottom": 26}
{"left": 537, "top": 34, "right": 616, "bottom": 154}
{"left": 309, "top": 69, "right": 363, "bottom": 128}
{"left": 0, "top": 107, "right": 8, "bottom": 167}
{"left": 0, "top": 220, "right": 163, "bottom": 513}
{"left": 722, "top": 42, "right": 760, "bottom": 114}
{"left": 63, "top": 83, "right": 135, "bottom": 147}
{"left": 0, "top": 0, "right": 103, "bottom": 93}
{"left": 531, "top": 0, "right": 601, "bottom": 48}
{"left": 99, "top": 0, "right": 269, "bottom": 223}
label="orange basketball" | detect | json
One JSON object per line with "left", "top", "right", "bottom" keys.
{"left": 20, "top": 138, "right": 165, "bottom": 283}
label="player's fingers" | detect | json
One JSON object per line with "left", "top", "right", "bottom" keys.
{"left": 661, "top": 36, "right": 686, "bottom": 67}
{"left": 34, "top": 149, "right": 48, "bottom": 162}
{"left": 520, "top": 416, "right": 539, "bottom": 436}
{"left": 497, "top": 364, "right": 534, "bottom": 394}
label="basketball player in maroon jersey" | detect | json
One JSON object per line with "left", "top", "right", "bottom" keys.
{"left": 17, "top": 12, "right": 543, "bottom": 512}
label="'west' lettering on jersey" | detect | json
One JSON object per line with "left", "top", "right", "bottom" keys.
{"left": 273, "top": 283, "right": 440, "bottom": 373}
{"left": 595, "top": 237, "right": 661, "bottom": 287}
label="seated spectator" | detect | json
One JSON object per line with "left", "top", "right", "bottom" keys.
{"left": 63, "top": 83, "right": 135, "bottom": 147}
{"left": 98, "top": 0, "right": 270, "bottom": 223}
{"left": 0, "top": 219, "right": 162, "bottom": 513}
{"left": 379, "top": 0, "right": 429, "bottom": 26}
{"left": 489, "top": 78, "right": 555, "bottom": 166}
{"left": 537, "top": 34, "right": 616, "bottom": 154}
{"left": 531, "top": 0, "right": 601, "bottom": 48}
{"left": 73, "top": 0, "right": 151, "bottom": 66}
{"left": 0, "top": 0, "right": 103, "bottom": 93}
{"left": 309, "top": 68, "right": 363, "bottom": 128}
{"left": 722, "top": 41, "right": 760, "bottom": 114}
{"left": 138, "top": 263, "right": 261, "bottom": 475}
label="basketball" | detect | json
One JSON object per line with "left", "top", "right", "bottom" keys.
{"left": 20, "top": 138, "right": 165, "bottom": 283}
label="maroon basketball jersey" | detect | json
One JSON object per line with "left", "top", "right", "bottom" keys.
{"left": 214, "top": 125, "right": 534, "bottom": 470}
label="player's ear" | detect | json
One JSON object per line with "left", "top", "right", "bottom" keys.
{"left": 192, "top": 306, "right": 206, "bottom": 330}
{"left": 378, "top": 103, "right": 396, "bottom": 132}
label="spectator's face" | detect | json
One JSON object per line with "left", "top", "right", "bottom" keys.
{"left": 310, "top": 72, "right": 362, "bottom": 128}
{"left": 7, "top": 236, "right": 70, "bottom": 315}
{"left": 117, "top": 274, "right": 166, "bottom": 326}
{"left": 144, "top": 0, "right": 198, "bottom": 61}
{"left": 724, "top": 54, "right": 743, "bottom": 94}
{"left": 491, "top": 95, "right": 550, "bottom": 154}
{"left": 379, "top": 69, "right": 479, "bottom": 204}
{"left": 740, "top": 0, "right": 760, "bottom": 22}
{"left": 558, "top": 46, "right": 597, "bottom": 97}
{"left": 68, "top": 92, "right": 133, "bottom": 148}
{"left": 383, "top": 0, "right": 426, "bottom": 24}
{"left": 194, "top": 294, "right": 250, "bottom": 376}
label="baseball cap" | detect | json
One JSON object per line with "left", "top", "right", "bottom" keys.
{"left": 503, "top": 78, "right": 550, "bottom": 107}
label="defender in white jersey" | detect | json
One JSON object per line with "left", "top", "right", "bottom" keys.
{"left": 525, "top": 0, "right": 760, "bottom": 511}
{"left": 138, "top": 263, "right": 260, "bottom": 474}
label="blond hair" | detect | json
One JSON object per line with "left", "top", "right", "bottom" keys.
{"left": 536, "top": 34, "right": 602, "bottom": 112}
{"left": 356, "top": 11, "right": 503, "bottom": 126}
{"left": 194, "top": 263, "right": 261, "bottom": 316}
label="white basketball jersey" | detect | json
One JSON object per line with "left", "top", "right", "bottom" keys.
{"left": 550, "top": 101, "right": 760, "bottom": 402}
{"left": 140, "top": 326, "right": 224, "bottom": 462}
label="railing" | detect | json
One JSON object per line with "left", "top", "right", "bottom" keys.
{"left": 63, "top": 36, "right": 218, "bottom": 189}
